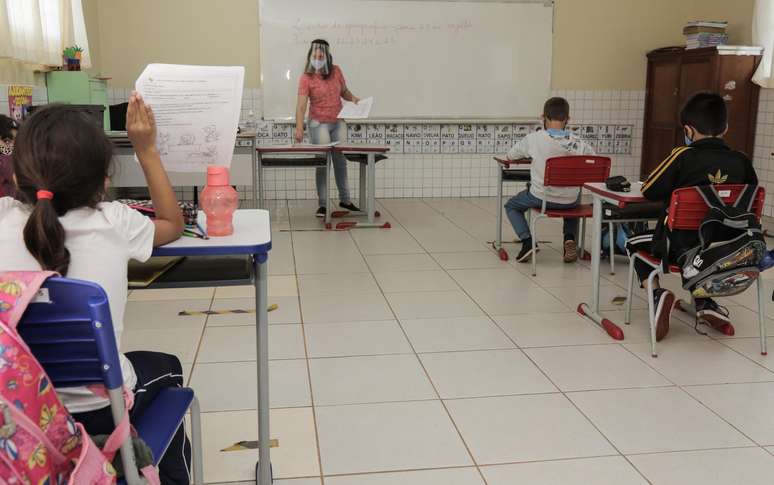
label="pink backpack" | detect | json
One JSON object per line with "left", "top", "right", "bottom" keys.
{"left": 0, "top": 271, "right": 156, "bottom": 485}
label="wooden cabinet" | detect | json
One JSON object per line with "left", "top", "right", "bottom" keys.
{"left": 641, "top": 46, "right": 761, "bottom": 179}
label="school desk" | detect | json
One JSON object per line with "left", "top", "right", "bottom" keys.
{"left": 152, "top": 209, "right": 273, "bottom": 485}
{"left": 492, "top": 157, "right": 531, "bottom": 260}
{"left": 577, "top": 182, "right": 654, "bottom": 340}
{"left": 332, "top": 143, "right": 391, "bottom": 229}
{"left": 255, "top": 145, "right": 333, "bottom": 225}
{"left": 108, "top": 132, "right": 257, "bottom": 200}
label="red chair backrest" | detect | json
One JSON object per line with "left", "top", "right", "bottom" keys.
{"left": 543, "top": 156, "right": 612, "bottom": 187}
{"left": 667, "top": 184, "right": 765, "bottom": 231}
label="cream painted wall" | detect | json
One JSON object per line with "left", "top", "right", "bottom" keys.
{"left": 4, "top": 0, "right": 756, "bottom": 91}
{"left": 83, "top": 0, "right": 261, "bottom": 87}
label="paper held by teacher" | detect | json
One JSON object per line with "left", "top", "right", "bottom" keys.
{"left": 135, "top": 64, "right": 245, "bottom": 172}
{"left": 338, "top": 96, "right": 373, "bottom": 119}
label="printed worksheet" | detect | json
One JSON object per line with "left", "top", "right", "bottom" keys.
{"left": 135, "top": 64, "right": 244, "bottom": 172}
{"left": 338, "top": 97, "right": 373, "bottom": 119}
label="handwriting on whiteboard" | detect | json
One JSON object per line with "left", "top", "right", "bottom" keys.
{"left": 291, "top": 19, "right": 473, "bottom": 46}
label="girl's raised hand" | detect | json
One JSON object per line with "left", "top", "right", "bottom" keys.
{"left": 126, "top": 91, "right": 157, "bottom": 155}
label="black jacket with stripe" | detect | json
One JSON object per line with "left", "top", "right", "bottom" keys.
{"left": 641, "top": 137, "right": 758, "bottom": 262}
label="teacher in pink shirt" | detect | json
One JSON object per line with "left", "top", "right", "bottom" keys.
{"left": 295, "top": 39, "right": 362, "bottom": 218}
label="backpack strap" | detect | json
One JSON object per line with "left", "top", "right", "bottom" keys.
{"left": 694, "top": 184, "right": 726, "bottom": 209}
{"left": 732, "top": 184, "right": 758, "bottom": 212}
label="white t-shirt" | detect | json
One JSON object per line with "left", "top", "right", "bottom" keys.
{"left": 0, "top": 197, "right": 155, "bottom": 413}
{"left": 507, "top": 130, "right": 597, "bottom": 205}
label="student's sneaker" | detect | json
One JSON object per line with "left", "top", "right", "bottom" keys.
{"left": 696, "top": 298, "right": 734, "bottom": 336}
{"left": 515, "top": 238, "right": 535, "bottom": 263}
{"left": 652, "top": 288, "right": 676, "bottom": 342}
{"left": 315, "top": 207, "right": 326, "bottom": 218}
{"left": 339, "top": 202, "right": 361, "bottom": 212}
{"left": 563, "top": 239, "right": 578, "bottom": 263}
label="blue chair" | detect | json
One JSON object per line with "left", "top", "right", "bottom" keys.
{"left": 17, "top": 277, "right": 203, "bottom": 485}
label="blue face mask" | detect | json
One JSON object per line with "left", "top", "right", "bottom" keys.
{"left": 546, "top": 128, "right": 569, "bottom": 138}
{"left": 684, "top": 134, "right": 692, "bottom": 146}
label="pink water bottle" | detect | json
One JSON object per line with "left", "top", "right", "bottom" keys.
{"left": 200, "top": 165, "right": 239, "bottom": 236}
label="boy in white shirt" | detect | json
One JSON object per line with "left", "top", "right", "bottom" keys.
{"left": 505, "top": 97, "right": 596, "bottom": 262}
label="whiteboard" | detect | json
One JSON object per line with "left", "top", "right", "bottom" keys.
{"left": 259, "top": 0, "right": 553, "bottom": 120}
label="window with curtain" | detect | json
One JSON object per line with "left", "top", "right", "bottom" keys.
{"left": 0, "top": 0, "right": 90, "bottom": 68}
{"left": 754, "top": 0, "right": 774, "bottom": 88}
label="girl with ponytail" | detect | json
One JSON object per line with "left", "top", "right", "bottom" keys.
{"left": 0, "top": 95, "right": 192, "bottom": 484}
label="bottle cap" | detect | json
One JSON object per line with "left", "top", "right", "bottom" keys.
{"left": 207, "top": 165, "right": 230, "bottom": 186}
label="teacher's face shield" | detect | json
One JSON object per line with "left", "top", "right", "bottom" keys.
{"left": 305, "top": 42, "right": 331, "bottom": 76}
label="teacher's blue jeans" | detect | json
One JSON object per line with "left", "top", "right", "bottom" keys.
{"left": 505, "top": 188, "right": 579, "bottom": 241}
{"left": 309, "top": 119, "right": 351, "bottom": 207}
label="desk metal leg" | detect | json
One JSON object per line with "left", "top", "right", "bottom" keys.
{"left": 367, "top": 154, "right": 376, "bottom": 224}
{"left": 252, "top": 144, "right": 259, "bottom": 209}
{"left": 325, "top": 154, "right": 332, "bottom": 227}
{"left": 492, "top": 169, "right": 508, "bottom": 260}
{"left": 257, "top": 152, "right": 265, "bottom": 210}
{"left": 578, "top": 195, "right": 624, "bottom": 340}
{"left": 359, "top": 161, "right": 367, "bottom": 211}
{"left": 254, "top": 254, "right": 271, "bottom": 485}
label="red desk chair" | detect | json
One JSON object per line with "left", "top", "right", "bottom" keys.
{"left": 624, "top": 185, "right": 767, "bottom": 357}
{"left": 528, "top": 155, "right": 611, "bottom": 276}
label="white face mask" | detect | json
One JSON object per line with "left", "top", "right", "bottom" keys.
{"left": 310, "top": 59, "right": 326, "bottom": 70}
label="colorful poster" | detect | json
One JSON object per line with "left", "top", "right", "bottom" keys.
{"left": 7, "top": 85, "right": 33, "bottom": 121}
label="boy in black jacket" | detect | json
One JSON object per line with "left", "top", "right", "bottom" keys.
{"left": 626, "top": 92, "right": 758, "bottom": 341}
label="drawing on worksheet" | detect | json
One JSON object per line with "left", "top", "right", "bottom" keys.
{"left": 135, "top": 63, "right": 244, "bottom": 172}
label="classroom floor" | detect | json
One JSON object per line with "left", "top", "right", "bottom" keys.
{"left": 124, "top": 197, "right": 774, "bottom": 485}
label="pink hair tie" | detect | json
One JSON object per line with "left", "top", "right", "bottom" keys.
{"left": 36, "top": 190, "right": 54, "bottom": 200}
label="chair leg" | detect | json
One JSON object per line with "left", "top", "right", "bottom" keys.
{"left": 609, "top": 222, "right": 615, "bottom": 275}
{"left": 578, "top": 218, "right": 586, "bottom": 259}
{"left": 625, "top": 255, "right": 636, "bottom": 325}
{"left": 191, "top": 396, "right": 204, "bottom": 485}
{"left": 531, "top": 212, "right": 539, "bottom": 277}
{"left": 646, "top": 268, "right": 660, "bottom": 358}
{"left": 758, "top": 277, "right": 768, "bottom": 356}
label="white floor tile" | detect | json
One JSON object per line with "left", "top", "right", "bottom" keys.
{"left": 315, "top": 400, "right": 472, "bottom": 475}
{"left": 213, "top": 275, "right": 298, "bottom": 299}
{"left": 128, "top": 287, "right": 215, "bottom": 301}
{"left": 685, "top": 382, "right": 774, "bottom": 446}
{"left": 124, "top": 299, "right": 210, "bottom": 330}
{"left": 386, "top": 291, "right": 482, "bottom": 319}
{"left": 120, "top": 326, "right": 202, "bottom": 364}
{"left": 720, "top": 337, "right": 774, "bottom": 372}
{"left": 364, "top": 253, "right": 441, "bottom": 272}
{"left": 206, "top": 296, "right": 301, "bottom": 326}
{"left": 433, "top": 251, "right": 514, "bottom": 270}
{"left": 568, "top": 387, "right": 753, "bottom": 454}
{"left": 704, "top": 305, "right": 774, "bottom": 339}
{"left": 467, "top": 287, "right": 569, "bottom": 316}
{"left": 445, "top": 394, "right": 615, "bottom": 464}
{"left": 544, "top": 285, "right": 647, "bottom": 312}
{"left": 401, "top": 316, "right": 515, "bottom": 352}
{"left": 495, "top": 313, "right": 614, "bottom": 347}
{"left": 525, "top": 345, "right": 672, "bottom": 391}
{"left": 448, "top": 268, "right": 535, "bottom": 291}
{"left": 420, "top": 349, "right": 556, "bottom": 398}
{"left": 628, "top": 447, "right": 774, "bottom": 485}
{"left": 623, "top": 340, "right": 774, "bottom": 385}
{"left": 201, "top": 408, "right": 319, "bottom": 482}
{"left": 374, "top": 270, "right": 459, "bottom": 293}
{"left": 304, "top": 320, "right": 412, "bottom": 358}
{"left": 325, "top": 467, "right": 484, "bottom": 485}
{"left": 197, "top": 324, "right": 306, "bottom": 362}
{"left": 190, "top": 360, "right": 310, "bottom": 411}
{"left": 298, "top": 272, "right": 380, "bottom": 295}
{"left": 309, "top": 354, "right": 436, "bottom": 406}
{"left": 301, "top": 292, "right": 393, "bottom": 323}
{"left": 350, "top": 226, "right": 425, "bottom": 255}
{"left": 481, "top": 456, "right": 648, "bottom": 485}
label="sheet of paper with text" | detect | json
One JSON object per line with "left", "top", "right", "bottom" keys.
{"left": 135, "top": 64, "right": 245, "bottom": 172}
